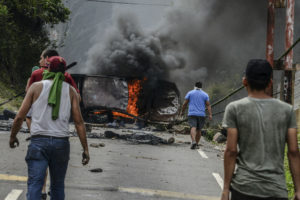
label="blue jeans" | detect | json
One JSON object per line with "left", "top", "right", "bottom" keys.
{"left": 25, "top": 137, "right": 70, "bottom": 200}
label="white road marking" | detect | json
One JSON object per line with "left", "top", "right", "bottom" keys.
{"left": 119, "top": 187, "right": 219, "bottom": 200}
{"left": 4, "top": 189, "right": 23, "bottom": 200}
{"left": 212, "top": 173, "right": 223, "bottom": 190}
{"left": 197, "top": 149, "right": 208, "bottom": 159}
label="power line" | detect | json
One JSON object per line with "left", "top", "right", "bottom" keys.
{"left": 86, "top": 0, "right": 171, "bottom": 6}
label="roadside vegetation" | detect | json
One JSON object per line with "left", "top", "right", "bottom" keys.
{"left": 0, "top": 80, "right": 23, "bottom": 113}
{"left": 0, "top": 0, "right": 70, "bottom": 112}
{"left": 285, "top": 132, "right": 300, "bottom": 199}
{"left": 0, "top": 0, "right": 70, "bottom": 90}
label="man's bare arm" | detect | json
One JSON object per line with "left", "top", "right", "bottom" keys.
{"left": 70, "top": 87, "right": 89, "bottom": 165}
{"left": 10, "top": 85, "right": 35, "bottom": 148}
{"left": 221, "top": 128, "right": 238, "bottom": 200}
{"left": 25, "top": 78, "right": 30, "bottom": 92}
{"left": 287, "top": 128, "right": 300, "bottom": 199}
{"left": 180, "top": 99, "right": 189, "bottom": 116}
{"left": 206, "top": 101, "right": 212, "bottom": 120}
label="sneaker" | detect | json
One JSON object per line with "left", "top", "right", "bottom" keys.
{"left": 41, "top": 193, "right": 47, "bottom": 200}
{"left": 195, "top": 144, "right": 200, "bottom": 149}
{"left": 190, "top": 143, "right": 197, "bottom": 149}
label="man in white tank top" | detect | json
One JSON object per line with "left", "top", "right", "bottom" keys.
{"left": 9, "top": 56, "right": 89, "bottom": 200}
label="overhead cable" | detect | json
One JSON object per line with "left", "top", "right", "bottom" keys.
{"left": 86, "top": 0, "right": 171, "bottom": 6}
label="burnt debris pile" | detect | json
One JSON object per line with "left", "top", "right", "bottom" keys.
{"left": 104, "top": 131, "right": 175, "bottom": 145}
{"left": 72, "top": 74, "right": 181, "bottom": 124}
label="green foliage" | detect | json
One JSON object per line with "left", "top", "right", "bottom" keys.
{"left": 284, "top": 132, "right": 300, "bottom": 199}
{"left": 204, "top": 128, "right": 216, "bottom": 141}
{"left": 206, "top": 73, "right": 242, "bottom": 103}
{"left": 0, "top": 81, "right": 23, "bottom": 112}
{"left": 284, "top": 147, "right": 295, "bottom": 199}
{"left": 0, "top": 0, "right": 70, "bottom": 89}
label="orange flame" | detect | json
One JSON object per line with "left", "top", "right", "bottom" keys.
{"left": 113, "top": 79, "right": 143, "bottom": 119}
{"left": 93, "top": 110, "right": 106, "bottom": 115}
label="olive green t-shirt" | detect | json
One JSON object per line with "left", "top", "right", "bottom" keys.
{"left": 222, "top": 97, "right": 297, "bottom": 198}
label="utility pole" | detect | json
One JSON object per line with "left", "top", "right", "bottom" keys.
{"left": 266, "top": 0, "right": 275, "bottom": 67}
{"left": 284, "top": 0, "right": 295, "bottom": 69}
{"left": 283, "top": 0, "right": 295, "bottom": 103}
{"left": 266, "top": 0, "right": 295, "bottom": 103}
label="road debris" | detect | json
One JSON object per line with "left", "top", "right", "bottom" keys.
{"left": 213, "top": 132, "right": 226, "bottom": 143}
{"left": 90, "top": 143, "right": 106, "bottom": 148}
{"left": 89, "top": 168, "right": 103, "bottom": 173}
{"left": 104, "top": 131, "right": 174, "bottom": 145}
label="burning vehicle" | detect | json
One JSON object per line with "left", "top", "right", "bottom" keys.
{"left": 71, "top": 74, "right": 181, "bottom": 124}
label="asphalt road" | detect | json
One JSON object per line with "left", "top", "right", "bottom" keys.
{"left": 0, "top": 126, "right": 224, "bottom": 200}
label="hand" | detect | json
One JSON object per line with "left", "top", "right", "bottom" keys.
{"left": 220, "top": 189, "right": 229, "bottom": 200}
{"left": 209, "top": 115, "right": 212, "bottom": 121}
{"left": 82, "top": 150, "right": 90, "bottom": 165}
{"left": 9, "top": 136, "right": 19, "bottom": 148}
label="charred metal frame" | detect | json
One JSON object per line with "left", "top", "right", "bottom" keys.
{"left": 71, "top": 74, "right": 181, "bottom": 123}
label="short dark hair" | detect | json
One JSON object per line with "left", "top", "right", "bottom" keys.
{"left": 245, "top": 59, "right": 272, "bottom": 90}
{"left": 195, "top": 81, "right": 202, "bottom": 88}
{"left": 42, "top": 49, "right": 59, "bottom": 59}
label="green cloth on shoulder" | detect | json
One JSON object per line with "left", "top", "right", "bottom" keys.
{"left": 43, "top": 70, "right": 65, "bottom": 120}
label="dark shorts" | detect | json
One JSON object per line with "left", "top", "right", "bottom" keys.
{"left": 188, "top": 116, "right": 205, "bottom": 130}
{"left": 231, "top": 188, "right": 288, "bottom": 200}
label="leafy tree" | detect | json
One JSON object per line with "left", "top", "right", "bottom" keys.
{"left": 0, "top": 0, "right": 70, "bottom": 89}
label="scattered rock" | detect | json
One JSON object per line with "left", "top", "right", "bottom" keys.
{"left": 90, "top": 143, "right": 100, "bottom": 148}
{"left": 86, "top": 132, "right": 102, "bottom": 138}
{"left": 213, "top": 132, "right": 227, "bottom": 143}
{"left": 89, "top": 168, "right": 103, "bottom": 173}
{"left": 134, "top": 156, "right": 158, "bottom": 160}
{"left": 173, "top": 125, "right": 190, "bottom": 135}
{"left": 99, "top": 143, "right": 105, "bottom": 147}
{"left": 90, "top": 143, "right": 106, "bottom": 148}
{"left": 167, "top": 137, "right": 175, "bottom": 144}
{"left": 3, "top": 109, "right": 16, "bottom": 119}
{"left": 152, "top": 124, "right": 167, "bottom": 131}
{"left": 104, "top": 130, "right": 173, "bottom": 145}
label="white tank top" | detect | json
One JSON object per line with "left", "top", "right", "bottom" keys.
{"left": 31, "top": 80, "right": 71, "bottom": 137}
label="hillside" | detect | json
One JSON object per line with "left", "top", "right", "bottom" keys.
{"left": 0, "top": 81, "right": 23, "bottom": 113}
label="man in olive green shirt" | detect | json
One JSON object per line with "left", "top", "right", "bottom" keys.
{"left": 221, "top": 59, "right": 300, "bottom": 200}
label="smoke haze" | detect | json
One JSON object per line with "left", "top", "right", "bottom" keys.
{"left": 83, "top": 0, "right": 300, "bottom": 95}
{"left": 84, "top": 11, "right": 169, "bottom": 84}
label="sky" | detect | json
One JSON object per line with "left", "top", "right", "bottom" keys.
{"left": 55, "top": 0, "right": 300, "bottom": 95}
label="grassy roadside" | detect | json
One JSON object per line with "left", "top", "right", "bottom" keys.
{"left": 0, "top": 81, "right": 23, "bottom": 113}
{"left": 285, "top": 132, "right": 300, "bottom": 199}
